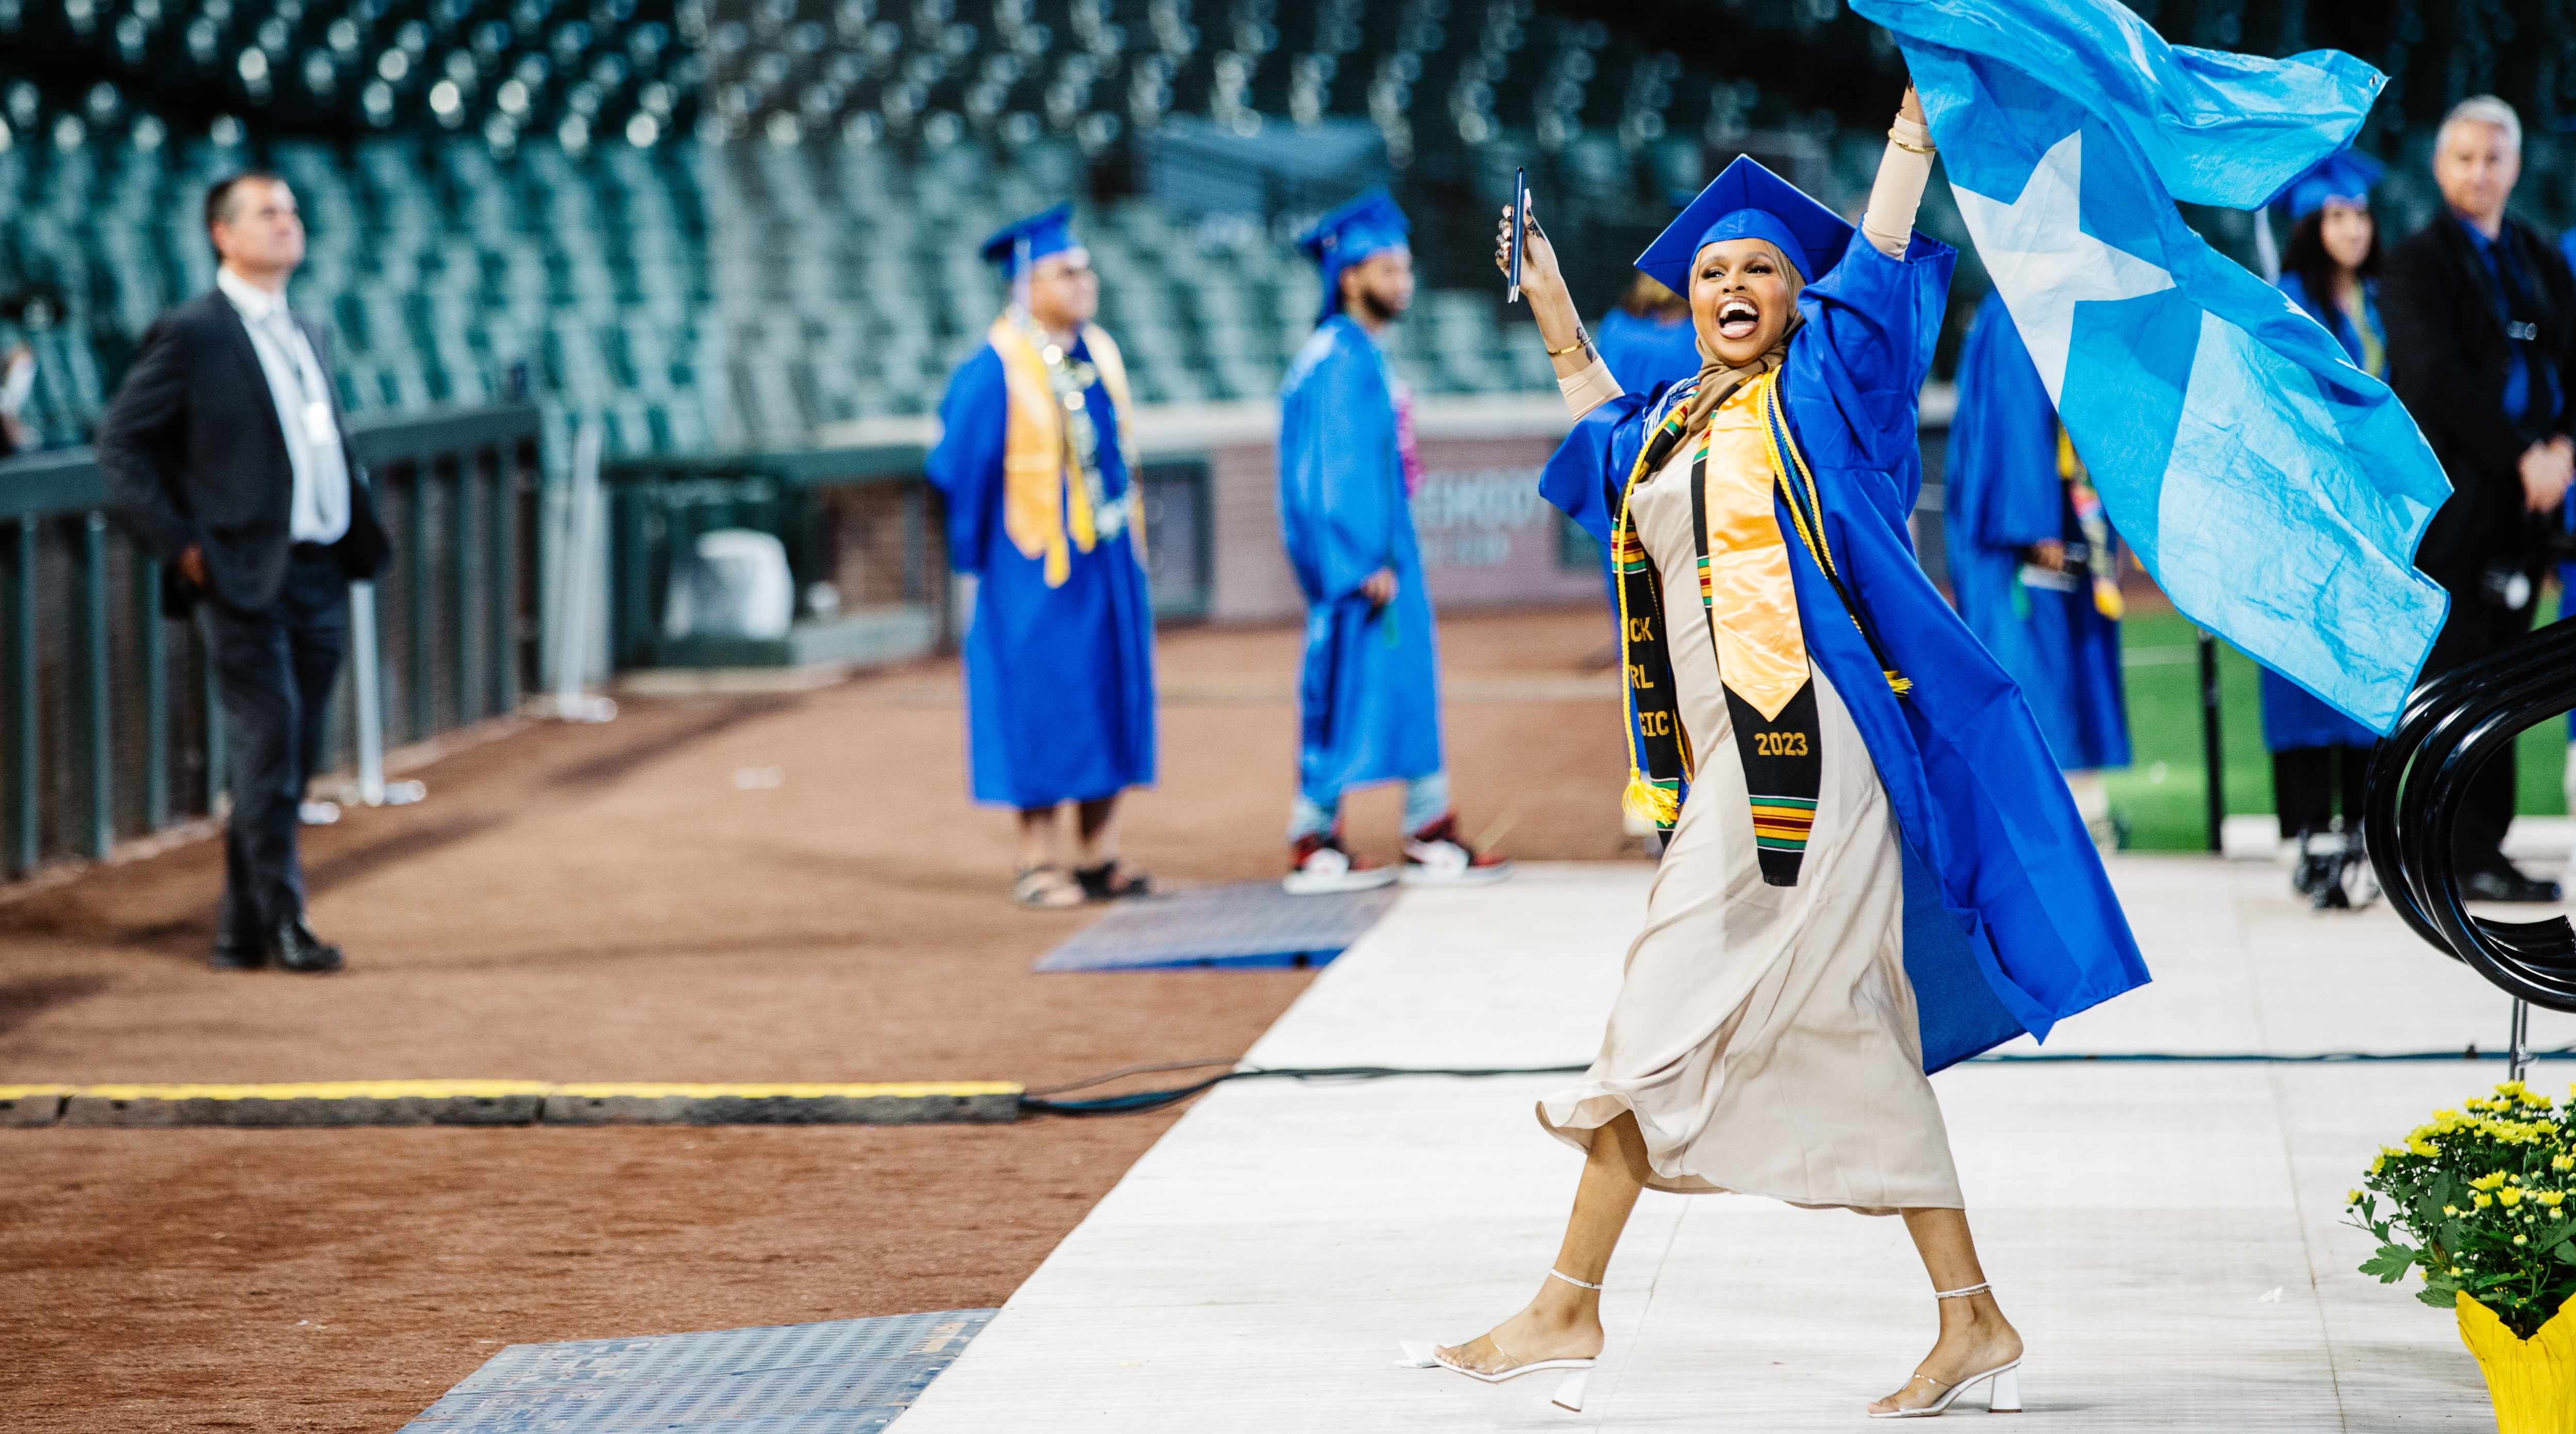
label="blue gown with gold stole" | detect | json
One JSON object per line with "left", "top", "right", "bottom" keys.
{"left": 926, "top": 337, "right": 1158, "bottom": 809}
{"left": 1541, "top": 229, "right": 2149, "bottom": 1072}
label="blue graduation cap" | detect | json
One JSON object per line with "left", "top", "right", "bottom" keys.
{"left": 2271, "top": 150, "right": 2384, "bottom": 221}
{"left": 1296, "top": 187, "right": 1410, "bottom": 320}
{"left": 1635, "top": 155, "right": 1853, "bottom": 295}
{"left": 978, "top": 203, "right": 1082, "bottom": 275}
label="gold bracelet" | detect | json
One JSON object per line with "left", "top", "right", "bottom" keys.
{"left": 1887, "top": 125, "right": 1936, "bottom": 156}
{"left": 1547, "top": 328, "right": 1591, "bottom": 358}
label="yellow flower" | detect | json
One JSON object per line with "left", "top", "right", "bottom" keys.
{"left": 2370, "top": 1155, "right": 2387, "bottom": 1176}
{"left": 2518, "top": 1234, "right": 2531, "bottom": 1245}
{"left": 2476, "top": 1193, "right": 2496, "bottom": 1209}
{"left": 2473, "top": 1173, "right": 2511, "bottom": 1192}
{"left": 2554, "top": 1155, "right": 2574, "bottom": 1173}
{"left": 2345, "top": 1189, "right": 2362, "bottom": 1205}
{"left": 2446, "top": 1205, "right": 2462, "bottom": 1216}
{"left": 2409, "top": 1138, "right": 2439, "bottom": 1157}
{"left": 2540, "top": 1191, "right": 2566, "bottom": 1208}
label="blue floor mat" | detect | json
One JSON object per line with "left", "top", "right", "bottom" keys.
{"left": 1034, "top": 881, "right": 1401, "bottom": 971}
{"left": 400, "top": 1307, "right": 996, "bottom": 1433}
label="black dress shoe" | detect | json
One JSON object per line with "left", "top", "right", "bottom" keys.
{"left": 268, "top": 918, "right": 346, "bottom": 974}
{"left": 208, "top": 940, "right": 264, "bottom": 971}
{"left": 2464, "top": 864, "right": 2565, "bottom": 904}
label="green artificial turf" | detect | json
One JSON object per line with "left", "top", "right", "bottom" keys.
{"left": 2105, "top": 604, "right": 2569, "bottom": 851}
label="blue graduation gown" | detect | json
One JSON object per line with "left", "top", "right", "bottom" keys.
{"left": 2258, "top": 274, "right": 2383, "bottom": 752}
{"left": 1595, "top": 309, "right": 1704, "bottom": 396}
{"left": 926, "top": 339, "right": 1158, "bottom": 809}
{"left": 1942, "top": 290, "right": 2131, "bottom": 772}
{"left": 1540, "top": 231, "right": 2149, "bottom": 1072}
{"left": 1278, "top": 315, "right": 1442, "bottom": 803}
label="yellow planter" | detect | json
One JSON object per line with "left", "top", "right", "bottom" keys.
{"left": 2461, "top": 1292, "right": 2576, "bottom": 1434}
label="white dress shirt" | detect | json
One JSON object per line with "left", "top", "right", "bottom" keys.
{"left": 217, "top": 265, "right": 351, "bottom": 545}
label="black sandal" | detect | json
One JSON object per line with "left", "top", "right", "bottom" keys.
{"left": 1074, "top": 861, "right": 1156, "bottom": 902}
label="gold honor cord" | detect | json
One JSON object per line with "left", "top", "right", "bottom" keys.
{"left": 1611, "top": 386, "right": 1702, "bottom": 831}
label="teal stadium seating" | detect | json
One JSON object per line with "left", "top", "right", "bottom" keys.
{"left": 0, "top": 0, "right": 2567, "bottom": 457}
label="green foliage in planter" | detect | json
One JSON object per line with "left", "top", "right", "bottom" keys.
{"left": 2351, "top": 1082, "right": 2576, "bottom": 1340}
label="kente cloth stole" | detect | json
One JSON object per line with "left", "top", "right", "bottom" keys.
{"left": 987, "top": 315, "right": 1140, "bottom": 588}
{"left": 2055, "top": 425, "right": 2123, "bottom": 621}
{"left": 1614, "top": 371, "right": 1912, "bottom": 885}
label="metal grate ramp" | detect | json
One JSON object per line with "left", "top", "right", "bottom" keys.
{"left": 400, "top": 1307, "right": 995, "bottom": 1432}
{"left": 1034, "top": 881, "right": 1401, "bottom": 971}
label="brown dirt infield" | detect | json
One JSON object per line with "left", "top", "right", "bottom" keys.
{"left": 0, "top": 606, "right": 1630, "bottom": 1432}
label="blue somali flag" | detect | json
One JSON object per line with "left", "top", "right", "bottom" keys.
{"left": 1852, "top": 0, "right": 2452, "bottom": 734}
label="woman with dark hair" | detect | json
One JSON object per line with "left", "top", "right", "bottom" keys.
{"left": 1400, "top": 81, "right": 2149, "bottom": 1417}
{"left": 2264, "top": 152, "right": 2389, "bottom": 908}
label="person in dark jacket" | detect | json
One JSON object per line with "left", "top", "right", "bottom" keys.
{"left": 99, "top": 173, "right": 389, "bottom": 970}
{"left": 2382, "top": 97, "right": 2576, "bottom": 903}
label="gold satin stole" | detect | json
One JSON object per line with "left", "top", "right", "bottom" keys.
{"left": 1696, "top": 374, "right": 1809, "bottom": 723}
{"left": 987, "top": 316, "right": 1138, "bottom": 587}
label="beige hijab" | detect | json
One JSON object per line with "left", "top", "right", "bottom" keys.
{"left": 1677, "top": 239, "right": 1805, "bottom": 438}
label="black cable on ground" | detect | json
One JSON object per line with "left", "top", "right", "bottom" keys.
{"left": 1021, "top": 1062, "right": 1590, "bottom": 1115}
{"left": 1019, "top": 1047, "right": 2576, "bottom": 1116}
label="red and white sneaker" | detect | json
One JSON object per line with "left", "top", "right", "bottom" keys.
{"left": 1284, "top": 831, "right": 1400, "bottom": 895}
{"left": 1402, "top": 814, "right": 1513, "bottom": 886}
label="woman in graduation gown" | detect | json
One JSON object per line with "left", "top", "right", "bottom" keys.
{"left": 2263, "top": 153, "right": 2390, "bottom": 905}
{"left": 1403, "top": 85, "right": 2148, "bottom": 1416}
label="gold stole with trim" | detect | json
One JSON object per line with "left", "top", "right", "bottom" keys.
{"left": 987, "top": 316, "right": 1139, "bottom": 587}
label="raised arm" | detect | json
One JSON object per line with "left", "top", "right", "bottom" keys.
{"left": 1863, "top": 88, "right": 1936, "bottom": 261}
{"left": 1496, "top": 202, "right": 1627, "bottom": 420}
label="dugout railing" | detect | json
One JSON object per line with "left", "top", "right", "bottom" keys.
{"left": 0, "top": 403, "right": 543, "bottom": 880}
{"left": 602, "top": 450, "right": 1213, "bottom": 675}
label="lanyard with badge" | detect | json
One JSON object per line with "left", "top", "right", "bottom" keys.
{"left": 261, "top": 309, "right": 339, "bottom": 450}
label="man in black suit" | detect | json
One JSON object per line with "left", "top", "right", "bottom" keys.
{"left": 2383, "top": 96, "right": 2576, "bottom": 903}
{"left": 99, "top": 174, "right": 389, "bottom": 970}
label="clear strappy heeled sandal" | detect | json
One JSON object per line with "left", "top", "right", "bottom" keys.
{"left": 1398, "top": 1268, "right": 1603, "bottom": 1412}
{"left": 1868, "top": 1281, "right": 2023, "bottom": 1419}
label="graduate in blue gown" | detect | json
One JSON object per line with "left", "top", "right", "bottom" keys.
{"left": 1942, "top": 289, "right": 2130, "bottom": 834}
{"left": 1277, "top": 189, "right": 1509, "bottom": 893}
{"left": 926, "top": 206, "right": 1158, "bottom": 909}
{"left": 1410, "top": 90, "right": 2143, "bottom": 1418}
{"left": 1531, "top": 160, "right": 2144, "bottom": 1076}
{"left": 2263, "top": 153, "right": 2390, "bottom": 905}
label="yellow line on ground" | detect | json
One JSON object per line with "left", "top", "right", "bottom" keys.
{"left": 1, "top": 1081, "right": 1023, "bottom": 1100}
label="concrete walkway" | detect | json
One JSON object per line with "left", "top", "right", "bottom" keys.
{"left": 891, "top": 856, "right": 2549, "bottom": 1431}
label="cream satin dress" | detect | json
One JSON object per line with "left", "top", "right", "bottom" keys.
{"left": 1537, "top": 373, "right": 1963, "bottom": 1215}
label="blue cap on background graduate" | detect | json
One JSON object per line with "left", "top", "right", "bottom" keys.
{"left": 1296, "top": 188, "right": 1409, "bottom": 322}
{"left": 1635, "top": 155, "right": 1853, "bottom": 294}
{"left": 979, "top": 203, "right": 1083, "bottom": 277}
{"left": 2269, "top": 151, "right": 2384, "bottom": 220}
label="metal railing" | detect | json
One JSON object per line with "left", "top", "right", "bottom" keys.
{"left": 0, "top": 403, "right": 542, "bottom": 880}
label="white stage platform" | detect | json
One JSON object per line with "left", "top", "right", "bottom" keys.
{"left": 892, "top": 857, "right": 2555, "bottom": 1431}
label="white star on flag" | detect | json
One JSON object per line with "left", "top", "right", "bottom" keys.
{"left": 1951, "top": 129, "right": 2176, "bottom": 403}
